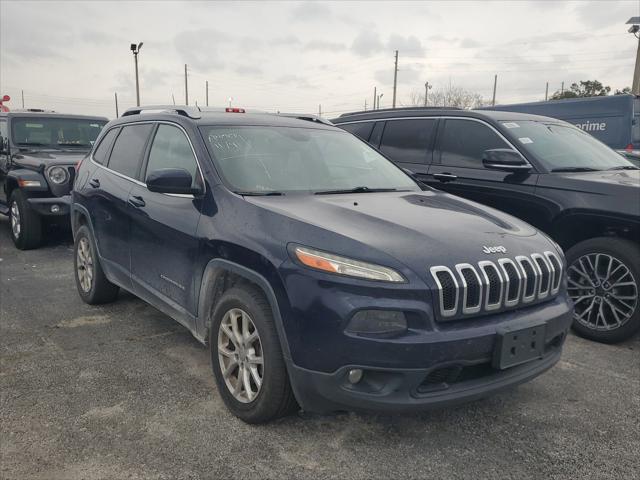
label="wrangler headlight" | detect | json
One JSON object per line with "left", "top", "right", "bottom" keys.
{"left": 48, "top": 166, "right": 68, "bottom": 184}
{"left": 293, "top": 246, "right": 405, "bottom": 282}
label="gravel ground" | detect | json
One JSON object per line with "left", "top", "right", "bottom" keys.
{"left": 1, "top": 216, "right": 639, "bottom": 480}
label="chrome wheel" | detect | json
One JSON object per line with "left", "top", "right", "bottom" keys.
{"left": 217, "top": 308, "right": 264, "bottom": 403}
{"left": 568, "top": 253, "right": 638, "bottom": 331}
{"left": 76, "top": 237, "right": 94, "bottom": 293}
{"left": 10, "top": 201, "right": 20, "bottom": 239}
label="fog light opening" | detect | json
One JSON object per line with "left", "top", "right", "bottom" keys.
{"left": 347, "top": 368, "right": 363, "bottom": 384}
{"left": 50, "top": 205, "right": 60, "bottom": 213}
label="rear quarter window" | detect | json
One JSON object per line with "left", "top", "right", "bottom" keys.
{"left": 92, "top": 128, "right": 119, "bottom": 165}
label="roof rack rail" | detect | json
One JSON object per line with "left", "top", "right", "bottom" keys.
{"left": 338, "top": 106, "right": 461, "bottom": 117}
{"left": 273, "top": 113, "right": 334, "bottom": 126}
{"left": 122, "top": 105, "right": 202, "bottom": 119}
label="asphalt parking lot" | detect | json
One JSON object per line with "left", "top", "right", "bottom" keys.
{"left": 1, "top": 216, "right": 639, "bottom": 480}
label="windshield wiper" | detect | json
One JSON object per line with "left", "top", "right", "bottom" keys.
{"left": 57, "top": 142, "right": 90, "bottom": 147}
{"left": 606, "top": 165, "right": 639, "bottom": 171}
{"left": 16, "top": 142, "right": 50, "bottom": 147}
{"left": 234, "top": 190, "right": 284, "bottom": 196}
{"left": 315, "top": 186, "right": 400, "bottom": 195}
{"left": 550, "top": 167, "right": 601, "bottom": 172}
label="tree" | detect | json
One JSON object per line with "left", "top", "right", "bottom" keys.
{"left": 407, "top": 85, "right": 485, "bottom": 109}
{"left": 550, "top": 80, "right": 611, "bottom": 100}
{"left": 615, "top": 87, "right": 632, "bottom": 95}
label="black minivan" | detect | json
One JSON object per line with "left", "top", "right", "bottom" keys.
{"left": 333, "top": 108, "right": 640, "bottom": 343}
{"left": 72, "top": 106, "right": 572, "bottom": 423}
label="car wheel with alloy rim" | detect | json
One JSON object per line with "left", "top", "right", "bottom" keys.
{"left": 73, "top": 225, "right": 119, "bottom": 304}
{"left": 567, "top": 237, "right": 640, "bottom": 343}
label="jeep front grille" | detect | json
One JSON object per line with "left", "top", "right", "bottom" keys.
{"left": 430, "top": 251, "right": 562, "bottom": 320}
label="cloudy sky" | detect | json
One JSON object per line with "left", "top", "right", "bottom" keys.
{"left": 1, "top": 0, "right": 638, "bottom": 118}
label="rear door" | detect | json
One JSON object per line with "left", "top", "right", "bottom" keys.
{"left": 378, "top": 118, "right": 438, "bottom": 178}
{"left": 427, "top": 118, "right": 544, "bottom": 225}
{"left": 129, "top": 123, "right": 204, "bottom": 319}
{"left": 88, "top": 123, "right": 153, "bottom": 287}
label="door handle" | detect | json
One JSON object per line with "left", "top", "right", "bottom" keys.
{"left": 89, "top": 178, "right": 100, "bottom": 188}
{"left": 433, "top": 173, "right": 458, "bottom": 183}
{"left": 128, "top": 195, "right": 146, "bottom": 208}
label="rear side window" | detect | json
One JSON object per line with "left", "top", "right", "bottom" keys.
{"left": 439, "top": 119, "right": 509, "bottom": 168}
{"left": 380, "top": 119, "right": 436, "bottom": 164}
{"left": 92, "top": 128, "right": 119, "bottom": 165}
{"left": 340, "top": 122, "right": 375, "bottom": 142}
{"left": 145, "top": 124, "right": 201, "bottom": 187}
{"left": 107, "top": 124, "right": 153, "bottom": 178}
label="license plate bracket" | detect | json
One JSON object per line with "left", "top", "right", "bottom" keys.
{"left": 493, "top": 323, "right": 546, "bottom": 370}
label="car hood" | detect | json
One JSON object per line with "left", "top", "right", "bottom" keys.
{"left": 539, "top": 169, "right": 640, "bottom": 193}
{"left": 12, "top": 150, "right": 87, "bottom": 170}
{"left": 245, "top": 190, "right": 555, "bottom": 274}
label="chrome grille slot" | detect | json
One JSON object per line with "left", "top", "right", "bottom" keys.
{"left": 455, "top": 264, "right": 482, "bottom": 314}
{"left": 498, "top": 258, "right": 522, "bottom": 307}
{"left": 478, "top": 261, "right": 502, "bottom": 310}
{"left": 516, "top": 256, "right": 537, "bottom": 303}
{"left": 430, "top": 252, "right": 559, "bottom": 320}
{"left": 531, "top": 253, "right": 551, "bottom": 299}
{"left": 544, "top": 251, "right": 563, "bottom": 294}
{"left": 430, "top": 266, "right": 459, "bottom": 318}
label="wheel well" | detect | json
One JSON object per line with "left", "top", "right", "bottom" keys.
{"left": 202, "top": 269, "right": 263, "bottom": 345}
{"left": 552, "top": 214, "right": 640, "bottom": 251}
{"left": 5, "top": 177, "right": 18, "bottom": 199}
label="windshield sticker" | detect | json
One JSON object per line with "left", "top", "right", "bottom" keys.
{"left": 25, "top": 123, "right": 44, "bottom": 128}
{"left": 90, "top": 123, "right": 101, "bottom": 128}
{"left": 503, "top": 122, "right": 520, "bottom": 129}
{"left": 518, "top": 137, "right": 533, "bottom": 144}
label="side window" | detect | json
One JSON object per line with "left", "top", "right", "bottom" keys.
{"left": 340, "top": 122, "right": 375, "bottom": 142}
{"left": 379, "top": 119, "right": 436, "bottom": 164}
{"left": 0, "top": 120, "right": 7, "bottom": 150}
{"left": 92, "top": 128, "right": 119, "bottom": 165}
{"left": 439, "top": 119, "right": 509, "bottom": 168}
{"left": 107, "top": 124, "right": 153, "bottom": 178}
{"left": 145, "top": 124, "right": 200, "bottom": 187}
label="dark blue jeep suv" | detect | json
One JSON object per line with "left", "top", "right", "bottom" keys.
{"left": 71, "top": 106, "right": 573, "bottom": 423}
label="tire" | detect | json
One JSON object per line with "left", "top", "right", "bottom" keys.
{"left": 73, "top": 225, "right": 119, "bottom": 304}
{"left": 209, "top": 285, "right": 297, "bottom": 423}
{"left": 566, "top": 237, "right": 640, "bottom": 343}
{"left": 9, "top": 190, "right": 42, "bottom": 250}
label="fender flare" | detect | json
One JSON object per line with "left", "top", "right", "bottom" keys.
{"left": 196, "top": 258, "right": 293, "bottom": 363}
{"left": 6, "top": 169, "right": 49, "bottom": 194}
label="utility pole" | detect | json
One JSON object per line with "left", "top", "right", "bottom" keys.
{"left": 172, "top": 93, "right": 176, "bottom": 105}
{"left": 184, "top": 64, "right": 189, "bottom": 105}
{"left": 114, "top": 92, "right": 119, "bottom": 117}
{"left": 545, "top": 82, "right": 549, "bottom": 101}
{"left": 318, "top": 104, "right": 322, "bottom": 117}
{"left": 206, "top": 81, "right": 209, "bottom": 106}
{"left": 561, "top": 81, "right": 564, "bottom": 95}
{"left": 424, "top": 82, "right": 431, "bottom": 107}
{"left": 392, "top": 50, "right": 398, "bottom": 108}
{"left": 21, "top": 90, "right": 24, "bottom": 108}
{"left": 628, "top": 18, "right": 640, "bottom": 94}
{"left": 373, "top": 86, "right": 377, "bottom": 110}
{"left": 491, "top": 74, "right": 497, "bottom": 107}
{"left": 130, "top": 43, "right": 143, "bottom": 106}
{"left": 364, "top": 99, "right": 367, "bottom": 111}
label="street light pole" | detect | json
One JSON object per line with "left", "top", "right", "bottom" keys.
{"left": 424, "top": 82, "right": 431, "bottom": 107}
{"left": 627, "top": 17, "right": 640, "bottom": 94}
{"left": 377, "top": 93, "right": 384, "bottom": 109}
{"left": 130, "top": 43, "right": 143, "bottom": 106}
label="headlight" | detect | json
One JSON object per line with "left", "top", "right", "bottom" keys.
{"left": 48, "top": 166, "right": 68, "bottom": 184}
{"left": 293, "top": 246, "right": 405, "bottom": 282}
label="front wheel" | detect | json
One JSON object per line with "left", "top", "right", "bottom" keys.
{"left": 9, "top": 190, "right": 42, "bottom": 250}
{"left": 210, "top": 285, "right": 297, "bottom": 423}
{"left": 566, "top": 237, "right": 640, "bottom": 343}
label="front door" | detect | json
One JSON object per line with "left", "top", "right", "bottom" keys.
{"left": 0, "top": 119, "right": 9, "bottom": 204}
{"left": 129, "top": 123, "right": 204, "bottom": 318}
{"left": 426, "top": 118, "right": 546, "bottom": 227}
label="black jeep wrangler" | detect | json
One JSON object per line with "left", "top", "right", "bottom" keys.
{"left": 0, "top": 110, "right": 107, "bottom": 249}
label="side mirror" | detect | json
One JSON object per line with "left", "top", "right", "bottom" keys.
{"left": 146, "top": 168, "right": 202, "bottom": 195}
{"left": 482, "top": 149, "right": 531, "bottom": 173}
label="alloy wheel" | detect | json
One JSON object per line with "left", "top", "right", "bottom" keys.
{"left": 76, "top": 237, "right": 94, "bottom": 293}
{"left": 10, "top": 201, "right": 20, "bottom": 239}
{"left": 217, "top": 308, "right": 264, "bottom": 403}
{"left": 568, "top": 253, "right": 638, "bottom": 331}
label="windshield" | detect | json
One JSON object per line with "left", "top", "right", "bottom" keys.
{"left": 11, "top": 117, "right": 106, "bottom": 149}
{"left": 501, "top": 120, "right": 636, "bottom": 171}
{"left": 201, "top": 126, "right": 420, "bottom": 194}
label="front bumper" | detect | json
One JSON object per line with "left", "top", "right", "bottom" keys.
{"left": 286, "top": 305, "right": 572, "bottom": 414}
{"left": 27, "top": 195, "right": 71, "bottom": 216}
